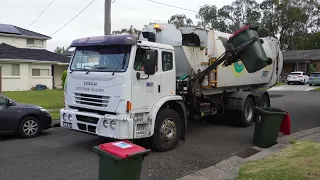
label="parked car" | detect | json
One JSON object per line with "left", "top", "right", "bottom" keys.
{"left": 309, "top": 72, "right": 320, "bottom": 86}
{"left": 0, "top": 94, "right": 52, "bottom": 138}
{"left": 287, "top": 71, "right": 309, "bottom": 85}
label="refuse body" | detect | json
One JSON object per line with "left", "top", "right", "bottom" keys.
{"left": 253, "top": 107, "right": 290, "bottom": 148}
{"left": 93, "top": 141, "right": 150, "bottom": 180}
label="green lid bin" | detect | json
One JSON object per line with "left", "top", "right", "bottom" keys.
{"left": 228, "top": 25, "right": 271, "bottom": 73}
{"left": 93, "top": 141, "right": 150, "bottom": 180}
{"left": 253, "top": 107, "right": 287, "bottom": 148}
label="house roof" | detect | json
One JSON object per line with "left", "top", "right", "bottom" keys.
{"left": 61, "top": 50, "right": 74, "bottom": 57}
{"left": 0, "top": 23, "right": 51, "bottom": 39}
{"left": 282, "top": 49, "right": 320, "bottom": 62}
{"left": 0, "top": 43, "right": 70, "bottom": 63}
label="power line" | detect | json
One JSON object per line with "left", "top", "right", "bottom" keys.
{"left": 27, "top": 0, "right": 97, "bottom": 50}
{"left": 10, "top": 0, "right": 56, "bottom": 45}
{"left": 147, "top": 0, "right": 198, "bottom": 13}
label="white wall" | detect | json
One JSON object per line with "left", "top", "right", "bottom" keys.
{"left": 53, "top": 64, "right": 68, "bottom": 88}
{"left": 0, "top": 35, "right": 47, "bottom": 49}
{"left": 1, "top": 63, "right": 30, "bottom": 91}
{"left": 29, "top": 63, "right": 53, "bottom": 89}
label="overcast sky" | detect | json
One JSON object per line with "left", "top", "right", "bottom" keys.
{"left": 0, "top": 0, "right": 262, "bottom": 51}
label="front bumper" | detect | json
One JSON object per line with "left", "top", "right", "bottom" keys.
{"left": 38, "top": 112, "right": 52, "bottom": 130}
{"left": 309, "top": 79, "right": 320, "bottom": 85}
{"left": 60, "top": 109, "right": 134, "bottom": 139}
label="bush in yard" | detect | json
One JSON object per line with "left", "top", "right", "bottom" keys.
{"left": 61, "top": 70, "right": 67, "bottom": 89}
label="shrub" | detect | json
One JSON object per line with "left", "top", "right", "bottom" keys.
{"left": 61, "top": 70, "right": 67, "bottom": 89}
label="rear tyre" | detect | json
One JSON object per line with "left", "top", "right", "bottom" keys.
{"left": 239, "top": 97, "right": 255, "bottom": 127}
{"left": 152, "top": 109, "right": 182, "bottom": 152}
{"left": 309, "top": 83, "right": 313, "bottom": 86}
{"left": 18, "top": 116, "right": 42, "bottom": 138}
{"left": 287, "top": 82, "right": 290, "bottom": 85}
{"left": 261, "top": 94, "right": 270, "bottom": 107}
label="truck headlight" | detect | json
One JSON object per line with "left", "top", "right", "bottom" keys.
{"left": 63, "top": 113, "right": 68, "bottom": 121}
{"left": 133, "top": 113, "right": 144, "bottom": 121}
{"left": 103, "top": 120, "right": 109, "bottom": 128}
{"left": 110, "top": 120, "right": 116, "bottom": 130}
{"left": 68, "top": 114, "right": 73, "bottom": 121}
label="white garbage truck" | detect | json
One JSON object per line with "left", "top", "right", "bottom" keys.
{"left": 60, "top": 23, "right": 283, "bottom": 152}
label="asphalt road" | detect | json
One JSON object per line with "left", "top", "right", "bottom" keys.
{"left": 1, "top": 91, "right": 320, "bottom": 180}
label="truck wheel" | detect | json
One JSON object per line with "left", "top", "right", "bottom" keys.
{"left": 239, "top": 97, "right": 255, "bottom": 127}
{"left": 261, "top": 94, "right": 270, "bottom": 107}
{"left": 152, "top": 109, "right": 182, "bottom": 152}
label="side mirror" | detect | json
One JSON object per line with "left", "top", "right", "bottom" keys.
{"left": 144, "top": 50, "right": 157, "bottom": 75}
{"left": 6, "top": 100, "right": 14, "bottom": 106}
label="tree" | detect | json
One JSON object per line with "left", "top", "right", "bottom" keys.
{"left": 54, "top": 46, "right": 65, "bottom": 54}
{"left": 168, "top": 14, "right": 194, "bottom": 27}
{"left": 196, "top": 5, "right": 218, "bottom": 29}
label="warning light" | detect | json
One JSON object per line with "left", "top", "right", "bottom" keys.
{"left": 154, "top": 24, "right": 160, "bottom": 29}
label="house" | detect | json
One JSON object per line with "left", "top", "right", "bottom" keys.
{"left": 0, "top": 23, "right": 70, "bottom": 91}
{"left": 281, "top": 49, "right": 320, "bottom": 76}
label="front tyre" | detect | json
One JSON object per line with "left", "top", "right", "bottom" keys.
{"left": 152, "top": 109, "right": 182, "bottom": 152}
{"left": 18, "top": 116, "right": 42, "bottom": 138}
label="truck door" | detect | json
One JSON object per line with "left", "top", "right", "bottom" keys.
{"left": 131, "top": 47, "right": 161, "bottom": 110}
{"left": 160, "top": 50, "right": 176, "bottom": 96}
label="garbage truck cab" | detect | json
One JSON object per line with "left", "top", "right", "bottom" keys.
{"left": 61, "top": 35, "right": 183, "bottom": 149}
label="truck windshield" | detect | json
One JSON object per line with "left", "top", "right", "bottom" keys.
{"left": 70, "top": 45, "right": 131, "bottom": 72}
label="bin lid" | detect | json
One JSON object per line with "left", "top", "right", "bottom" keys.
{"left": 99, "top": 141, "right": 147, "bottom": 159}
{"left": 229, "top": 25, "right": 251, "bottom": 40}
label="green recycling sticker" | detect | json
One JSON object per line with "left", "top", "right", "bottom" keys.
{"left": 232, "top": 61, "right": 245, "bottom": 77}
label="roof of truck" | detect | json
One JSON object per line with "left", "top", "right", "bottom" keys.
{"left": 70, "top": 34, "right": 137, "bottom": 47}
{"left": 138, "top": 40, "right": 174, "bottom": 51}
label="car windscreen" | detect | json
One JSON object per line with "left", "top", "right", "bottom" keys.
{"left": 70, "top": 45, "right": 131, "bottom": 73}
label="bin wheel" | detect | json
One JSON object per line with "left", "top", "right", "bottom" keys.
{"left": 239, "top": 97, "right": 255, "bottom": 127}
{"left": 261, "top": 94, "right": 270, "bottom": 108}
{"left": 152, "top": 109, "right": 182, "bottom": 152}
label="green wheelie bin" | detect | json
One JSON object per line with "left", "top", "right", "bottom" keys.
{"left": 93, "top": 141, "right": 150, "bottom": 180}
{"left": 253, "top": 107, "right": 287, "bottom": 148}
{"left": 228, "top": 25, "right": 271, "bottom": 73}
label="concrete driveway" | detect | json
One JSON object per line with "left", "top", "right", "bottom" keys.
{"left": 268, "top": 84, "right": 317, "bottom": 91}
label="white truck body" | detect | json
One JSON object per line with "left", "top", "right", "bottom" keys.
{"left": 60, "top": 24, "right": 283, "bottom": 152}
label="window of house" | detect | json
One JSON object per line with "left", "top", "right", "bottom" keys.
{"left": 162, "top": 51, "right": 173, "bottom": 71}
{"left": 27, "top": 39, "right": 35, "bottom": 45}
{"left": 32, "top": 69, "right": 49, "bottom": 76}
{"left": 11, "top": 64, "right": 20, "bottom": 76}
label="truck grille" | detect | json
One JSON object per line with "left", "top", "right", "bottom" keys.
{"left": 76, "top": 115, "right": 99, "bottom": 124}
{"left": 73, "top": 93, "right": 110, "bottom": 108}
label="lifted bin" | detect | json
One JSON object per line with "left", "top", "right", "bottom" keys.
{"left": 228, "top": 25, "right": 271, "bottom": 73}
{"left": 93, "top": 141, "right": 150, "bottom": 180}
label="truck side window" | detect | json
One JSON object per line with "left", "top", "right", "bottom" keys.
{"left": 134, "top": 47, "right": 158, "bottom": 72}
{"left": 162, "top": 51, "right": 173, "bottom": 71}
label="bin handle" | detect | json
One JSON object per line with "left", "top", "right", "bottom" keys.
{"left": 127, "top": 149, "right": 151, "bottom": 158}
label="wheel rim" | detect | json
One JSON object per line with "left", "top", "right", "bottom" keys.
{"left": 160, "top": 118, "right": 177, "bottom": 142}
{"left": 245, "top": 105, "right": 253, "bottom": 122}
{"left": 23, "top": 120, "right": 38, "bottom": 136}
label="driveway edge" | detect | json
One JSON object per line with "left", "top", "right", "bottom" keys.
{"left": 176, "top": 126, "right": 320, "bottom": 180}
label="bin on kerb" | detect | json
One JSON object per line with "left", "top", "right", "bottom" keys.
{"left": 93, "top": 141, "right": 150, "bottom": 180}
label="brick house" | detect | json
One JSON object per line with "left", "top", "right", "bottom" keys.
{"left": 282, "top": 49, "right": 320, "bottom": 77}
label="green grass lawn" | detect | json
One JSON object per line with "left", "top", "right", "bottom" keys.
{"left": 236, "top": 141, "right": 320, "bottom": 180}
{"left": 275, "top": 82, "right": 286, "bottom": 86}
{"left": 50, "top": 110, "right": 60, "bottom": 120}
{"left": 3, "top": 89, "right": 64, "bottom": 110}
{"left": 313, "top": 88, "right": 320, "bottom": 92}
